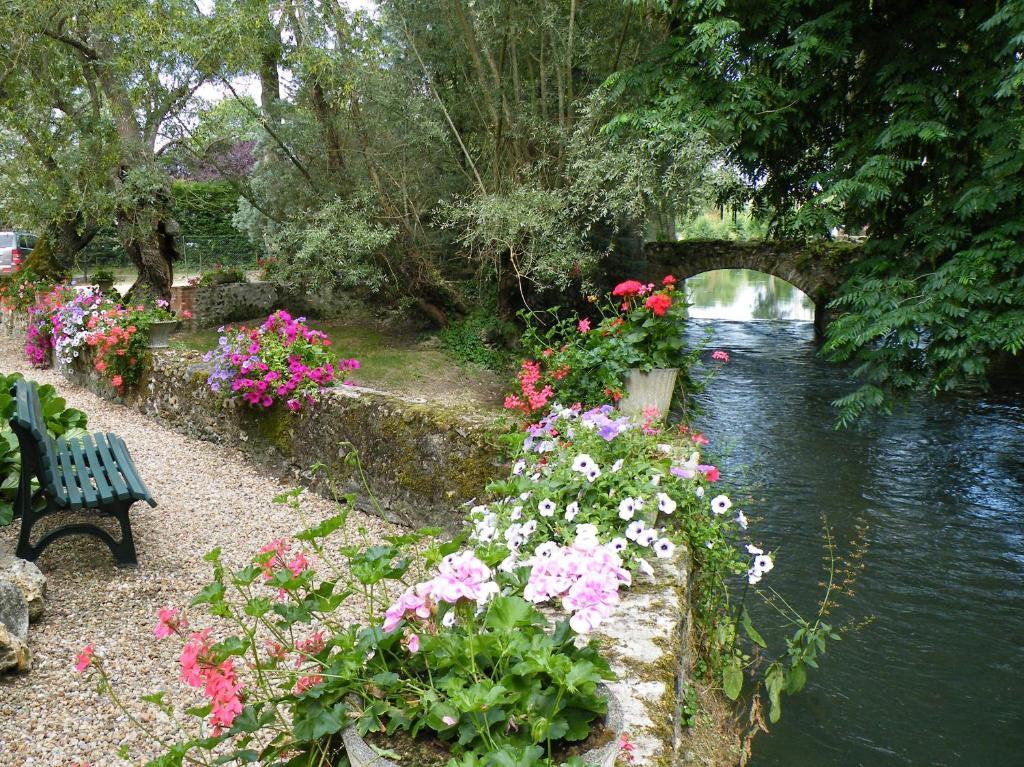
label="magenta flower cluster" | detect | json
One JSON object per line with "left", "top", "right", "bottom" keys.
{"left": 204, "top": 310, "right": 358, "bottom": 411}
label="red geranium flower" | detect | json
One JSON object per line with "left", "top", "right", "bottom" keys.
{"left": 612, "top": 280, "right": 644, "bottom": 297}
{"left": 644, "top": 293, "right": 672, "bottom": 316}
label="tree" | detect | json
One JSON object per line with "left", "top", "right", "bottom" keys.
{"left": 618, "top": 1, "right": 1024, "bottom": 420}
{"left": 0, "top": 0, "right": 225, "bottom": 299}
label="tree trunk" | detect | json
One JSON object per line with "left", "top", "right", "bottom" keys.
{"left": 117, "top": 203, "right": 178, "bottom": 302}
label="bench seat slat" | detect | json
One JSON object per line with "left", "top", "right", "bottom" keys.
{"left": 108, "top": 435, "right": 156, "bottom": 507}
{"left": 67, "top": 436, "right": 99, "bottom": 506}
{"left": 79, "top": 435, "right": 117, "bottom": 504}
{"left": 55, "top": 444, "right": 83, "bottom": 507}
{"left": 93, "top": 433, "right": 132, "bottom": 500}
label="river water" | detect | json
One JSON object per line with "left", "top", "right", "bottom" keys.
{"left": 684, "top": 269, "right": 1024, "bottom": 767}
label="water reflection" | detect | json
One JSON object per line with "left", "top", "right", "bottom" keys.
{"left": 682, "top": 274, "right": 1024, "bottom": 767}
{"left": 685, "top": 269, "right": 815, "bottom": 321}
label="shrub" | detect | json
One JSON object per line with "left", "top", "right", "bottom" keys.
{"left": 199, "top": 266, "right": 245, "bottom": 286}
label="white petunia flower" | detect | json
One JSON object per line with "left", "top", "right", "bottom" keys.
{"left": 510, "top": 506, "right": 523, "bottom": 521}
{"left": 608, "top": 537, "right": 628, "bottom": 553}
{"left": 745, "top": 544, "right": 763, "bottom": 555}
{"left": 753, "top": 553, "right": 774, "bottom": 574}
{"left": 519, "top": 492, "right": 532, "bottom": 501}
{"left": 736, "top": 511, "right": 748, "bottom": 530}
{"left": 470, "top": 504, "right": 488, "bottom": 516}
{"left": 650, "top": 473, "right": 662, "bottom": 486}
{"left": 695, "top": 486, "right": 705, "bottom": 499}
{"left": 705, "top": 541, "right": 714, "bottom": 549}
{"left": 538, "top": 498, "right": 556, "bottom": 517}
{"left": 534, "top": 541, "right": 559, "bottom": 559}
{"left": 498, "top": 555, "right": 519, "bottom": 573}
{"left": 710, "top": 494, "right": 732, "bottom": 515}
{"left": 586, "top": 466, "right": 602, "bottom": 482}
{"left": 521, "top": 519, "right": 538, "bottom": 536}
{"left": 634, "top": 497, "right": 646, "bottom": 511}
{"left": 657, "top": 492, "right": 677, "bottom": 514}
{"left": 636, "top": 528, "right": 658, "bottom": 548}
{"left": 442, "top": 611, "right": 457, "bottom": 627}
{"left": 512, "top": 459, "right": 527, "bottom": 476}
{"left": 637, "top": 557, "right": 655, "bottom": 577}
{"left": 625, "top": 520, "right": 647, "bottom": 541}
{"left": 575, "top": 523, "right": 600, "bottom": 546}
{"left": 618, "top": 498, "right": 636, "bottom": 521}
{"left": 565, "top": 501, "right": 579, "bottom": 522}
{"left": 571, "top": 454, "right": 595, "bottom": 473}
{"left": 654, "top": 538, "right": 676, "bottom": 559}
{"left": 611, "top": 459, "right": 624, "bottom": 473}
{"left": 747, "top": 568, "right": 763, "bottom": 585}
{"left": 504, "top": 524, "right": 522, "bottom": 543}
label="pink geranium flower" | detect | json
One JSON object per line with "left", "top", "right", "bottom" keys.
{"left": 74, "top": 644, "right": 95, "bottom": 673}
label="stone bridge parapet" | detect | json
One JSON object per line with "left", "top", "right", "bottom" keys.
{"left": 640, "top": 239, "right": 860, "bottom": 334}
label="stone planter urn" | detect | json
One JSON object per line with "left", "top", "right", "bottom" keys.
{"left": 95, "top": 278, "right": 115, "bottom": 294}
{"left": 618, "top": 367, "right": 679, "bottom": 418}
{"left": 341, "top": 684, "right": 624, "bottom": 767}
{"left": 146, "top": 320, "right": 179, "bottom": 349}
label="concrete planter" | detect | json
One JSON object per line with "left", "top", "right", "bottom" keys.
{"left": 341, "top": 684, "right": 624, "bottom": 767}
{"left": 146, "top": 320, "right": 179, "bottom": 349}
{"left": 619, "top": 367, "right": 678, "bottom": 418}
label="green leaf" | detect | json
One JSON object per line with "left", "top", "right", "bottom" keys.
{"left": 292, "top": 699, "right": 348, "bottom": 741}
{"left": 741, "top": 606, "right": 767, "bottom": 648}
{"left": 484, "top": 596, "right": 540, "bottom": 631}
{"left": 722, "top": 662, "right": 744, "bottom": 701}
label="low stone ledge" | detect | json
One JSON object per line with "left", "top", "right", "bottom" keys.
{"left": 58, "top": 349, "right": 509, "bottom": 531}
{"left": 25, "top": 338, "right": 728, "bottom": 764}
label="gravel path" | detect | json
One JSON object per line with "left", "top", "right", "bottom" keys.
{"left": 0, "top": 335, "right": 395, "bottom": 767}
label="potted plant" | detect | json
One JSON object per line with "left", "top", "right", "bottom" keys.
{"left": 601, "top": 276, "right": 690, "bottom": 417}
{"left": 92, "top": 268, "right": 116, "bottom": 294}
{"left": 505, "top": 276, "right": 692, "bottom": 418}
{"left": 141, "top": 300, "right": 180, "bottom": 348}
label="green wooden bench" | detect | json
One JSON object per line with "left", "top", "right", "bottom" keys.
{"left": 9, "top": 379, "right": 156, "bottom": 565}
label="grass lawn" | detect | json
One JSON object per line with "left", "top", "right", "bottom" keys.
{"left": 171, "top": 319, "right": 507, "bottom": 411}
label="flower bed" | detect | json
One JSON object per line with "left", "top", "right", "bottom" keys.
{"left": 204, "top": 310, "right": 358, "bottom": 412}
{"left": 70, "top": 391, "right": 771, "bottom": 766}
{"left": 10, "top": 275, "right": 192, "bottom": 395}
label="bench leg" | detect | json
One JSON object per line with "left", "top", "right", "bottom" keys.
{"left": 17, "top": 501, "right": 139, "bottom": 567}
{"left": 109, "top": 502, "right": 138, "bottom": 566}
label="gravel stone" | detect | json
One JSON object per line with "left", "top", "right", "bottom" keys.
{"left": 0, "top": 580, "right": 28, "bottom": 642}
{"left": 0, "top": 335, "right": 395, "bottom": 766}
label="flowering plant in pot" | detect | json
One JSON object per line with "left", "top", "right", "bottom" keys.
{"left": 505, "top": 276, "right": 697, "bottom": 418}
{"left": 73, "top": 502, "right": 623, "bottom": 767}
{"left": 204, "top": 309, "right": 358, "bottom": 412}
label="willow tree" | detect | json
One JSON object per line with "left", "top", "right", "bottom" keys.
{"left": 0, "top": 0, "right": 224, "bottom": 299}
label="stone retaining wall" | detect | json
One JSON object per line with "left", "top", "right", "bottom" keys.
{"left": 59, "top": 349, "right": 506, "bottom": 532}
{"left": 3, "top": 324, "right": 725, "bottom": 764}
{"left": 191, "top": 281, "right": 280, "bottom": 327}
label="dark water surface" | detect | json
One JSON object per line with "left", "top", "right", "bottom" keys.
{"left": 684, "top": 271, "right": 1024, "bottom": 767}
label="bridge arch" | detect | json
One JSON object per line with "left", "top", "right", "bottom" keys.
{"left": 640, "top": 239, "right": 855, "bottom": 335}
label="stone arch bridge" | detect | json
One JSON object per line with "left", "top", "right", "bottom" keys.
{"left": 640, "top": 239, "right": 860, "bottom": 335}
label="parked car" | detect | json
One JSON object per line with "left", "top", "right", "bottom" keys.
{"left": 0, "top": 231, "right": 37, "bottom": 274}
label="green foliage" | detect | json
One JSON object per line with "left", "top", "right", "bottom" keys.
{"left": 199, "top": 266, "right": 246, "bottom": 287}
{"left": 172, "top": 181, "right": 261, "bottom": 266}
{"left": 679, "top": 210, "right": 769, "bottom": 242}
{"left": 438, "top": 309, "right": 515, "bottom": 371}
{"left": 0, "top": 374, "right": 88, "bottom": 525}
{"left": 618, "top": 0, "right": 1024, "bottom": 420}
